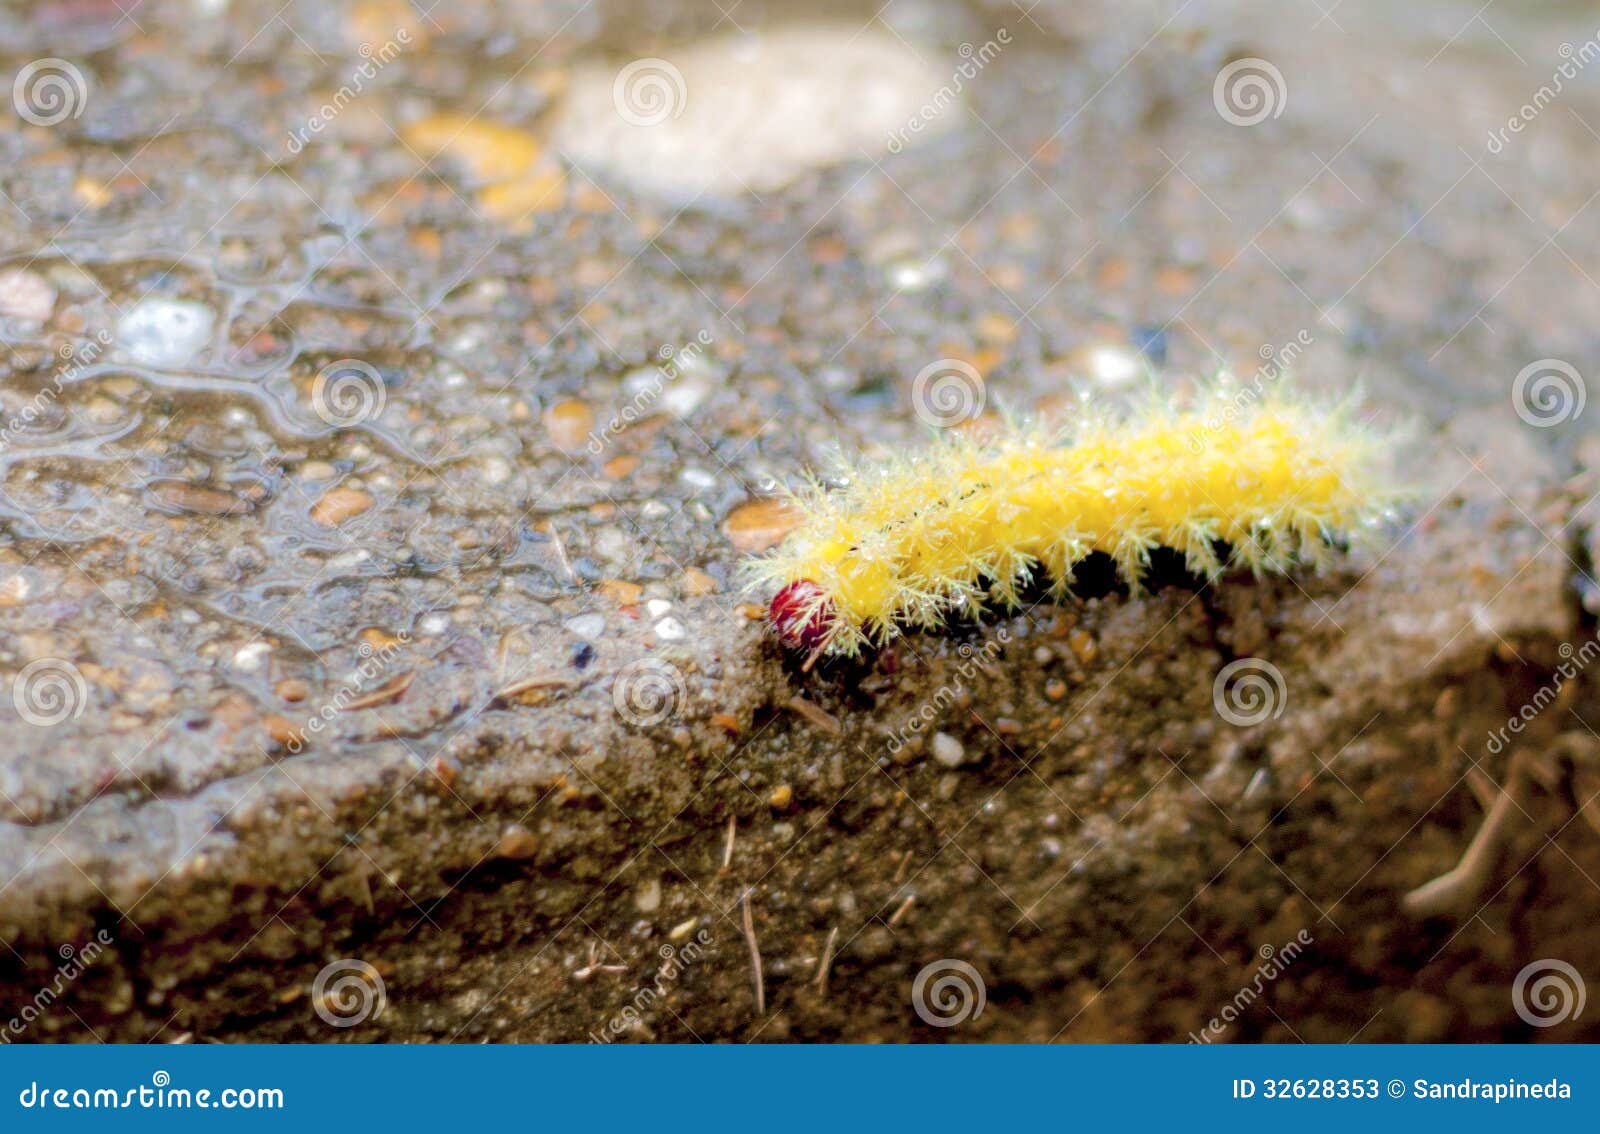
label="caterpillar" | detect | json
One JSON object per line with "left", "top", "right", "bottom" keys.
{"left": 747, "top": 386, "right": 1393, "bottom": 660}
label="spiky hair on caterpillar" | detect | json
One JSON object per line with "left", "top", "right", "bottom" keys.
{"left": 745, "top": 385, "right": 1397, "bottom": 662}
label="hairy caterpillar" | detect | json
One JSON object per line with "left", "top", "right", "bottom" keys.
{"left": 747, "top": 387, "right": 1392, "bottom": 660}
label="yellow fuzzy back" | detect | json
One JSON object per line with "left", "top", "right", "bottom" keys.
{"left": 748, "top": 389, "right": 1390, "bottom": 657}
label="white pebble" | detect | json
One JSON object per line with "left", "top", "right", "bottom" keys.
{"left": 117, "top": 298, "right": 214, "bottom": 368}
{"left": 232, "top": 642, "right": 271, "bottom": 671}
{"left": 654, "top": 616, "right": 686, "bottom": 641}
{"left": 645, "top": 599, "right": 673, "bottom": 618}
{"left": 931, "top": 731, "right": 966, "bottom": 768}
{"left": 0, "top": 269, "right": 56, "bottom": 324}
{"left": 565, "top": 613, "right": 605, "bottom": 640}
{"left": 660, "top": 377, "right": 711, "bottom": 417}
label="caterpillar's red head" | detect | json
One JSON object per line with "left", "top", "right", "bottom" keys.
{"left": 768, "top": 579, "right": 835, "bottom": 653}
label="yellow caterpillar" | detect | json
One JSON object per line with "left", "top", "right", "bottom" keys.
{"left": 748, "top": 387, "right": 1391, "bottom": 660}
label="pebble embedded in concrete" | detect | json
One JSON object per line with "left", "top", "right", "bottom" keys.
{"left": 931, "top": 731, "right": 967, "bottom": 767}
{"left": 0, "top": 269, "right": 56, "bottom": 325}
{"left": 116, "top": 298, "right": 214, "bottom": 368}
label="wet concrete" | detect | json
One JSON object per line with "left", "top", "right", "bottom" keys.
{"left": 0, "top": 0, "right": 1598, "bottom": 1041}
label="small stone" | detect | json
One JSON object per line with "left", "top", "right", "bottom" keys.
{"left": 310, "top": 487, "right": 374, "bottom": 526}
{"left": 668, "top": 918, "right": 699, "bottom": 943}
{"left": 73, "top": 176, "right": 113, "bottom": 209}
{"left": 635, "top": 876, "right": 662, "bottom": 913}
{"left": 402, "top": 113, "right": 543, "bottom": 184}
{"left": 654, "top": 616, "right": 686, "bottom": 641}
{"left": 659, "top": 374, "right": 711, "bottom": 417}
{"left": 149, "top": 481, "right": 253, "bottom": 516}
{"left": 681, "top": 567, "right": 717, "bottom": 596}
{"left": 359, "top": 627, "right": 405, "bottom": 653}
{"left": 117, "top": 298, "right": 215, "bottom": 368}
{"left": 1045, "top": 680, "right": 1067, "bottom": 702}
{"left": 1068, "top": 629, "right": 1097, "bottom": 664}
{"left": 263, "top": 715, "right": 298, "bottom": 746}
{"left": 276, "top": 677, "right": 310, "bottom": 703}
{"left": 564, "top": 613, "right": 605, "bottom": 640}
{"left": 493, "top": 824, "right": 539, "bottom": 861}
{"left": 597, "top": 579, "right": 642, "bottom": 607}
{"left": 645, "top": 598, "right": 672, "bottom": 618}
{"left": 479, "top": 169, "right": 567, "bottom": 223}
{"left": 0, "top": 269, "right": 56, "bottom": 324}
{"left": 543, "top": 398, "right": 594, "bottom": 455}
{"left": 722, "top": 498, "right": 802, "bottom": 553}
{"left": 232, "top": 642, "right": 271, "bottom": 672}
{"left": 768, "top": 783, "right": 793, "bottom": 809}
{"left": 0, "top": 574, "right": 32, "bottom": 606}
{"left": 931, "top": 732, "right": 966, "bottom": 768}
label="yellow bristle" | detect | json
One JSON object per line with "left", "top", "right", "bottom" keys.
{"left": 747, "top": 387, "right": 1393, "bottom": 658}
